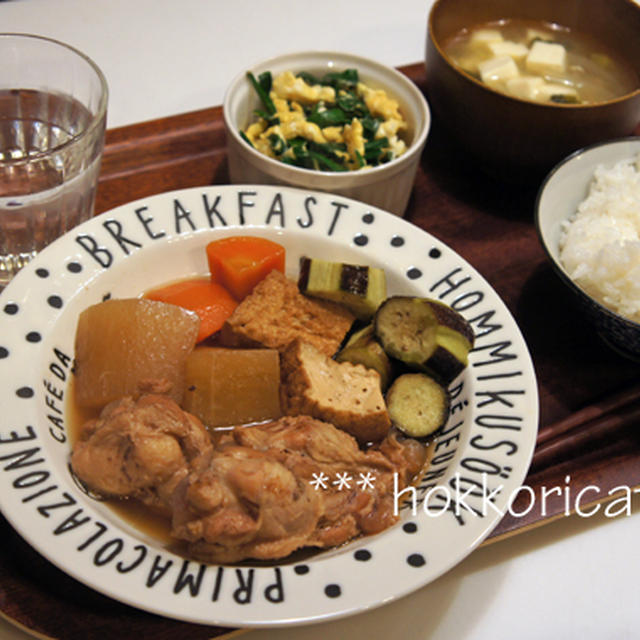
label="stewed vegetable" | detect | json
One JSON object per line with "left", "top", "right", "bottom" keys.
{"left": 374, "top": 296, "right": 475, "bottom": 385}
{"left": 386, "top": 373, "right": 450, "bottom": 439}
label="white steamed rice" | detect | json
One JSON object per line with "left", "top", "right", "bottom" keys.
{"left": 559, "top": 153, "right": 640, "bottom": 323}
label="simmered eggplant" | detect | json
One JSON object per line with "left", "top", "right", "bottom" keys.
{"left": 298, "top": 256, "right": 386, "bottom": 320}
{"left": 386, "top": 373, "right": 450, "bottom": 439}
{"left": 335, "top": 324, "right": 393, "bottom": 390}
{"left": 374, "top": 296, "right": 474, "bottom": 384}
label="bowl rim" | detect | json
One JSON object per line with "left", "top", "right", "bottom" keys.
{"left": 222, "top": 49, "right": 431, "bottom": 181}
{"left": 426, "top": 0, "right": 640, "bottom": 109}
{"left": 534, "top": 134, "right": 640, "bottom": 330}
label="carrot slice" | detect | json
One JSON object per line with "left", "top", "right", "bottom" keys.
{"left": 145, "top": 278, "right": 238, "bottom": 342}
{"left": 206, "top": 236, "right": 285, "bottom": 300}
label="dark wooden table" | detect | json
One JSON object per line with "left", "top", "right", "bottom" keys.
{"left": 1, "top": 62, "right": 639, "bottom": 640}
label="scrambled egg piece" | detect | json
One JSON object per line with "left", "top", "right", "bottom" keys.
{"left": 244, "top": 121, "right": 267, "bottom": 144}
{"left": 321, "top": 126, "right": 344, "bottom": 143}
{"left": 272, "top": 71, "right": 336, "bottom": 104}
{"left": 246, "top": 96, "right": 327, "bottom": 156}
{"left": 272, "top": 97, "right": 327, "bottom": 143}
{"left": 243, "top": 69, "right": 408, "bottom": 171}
{"left": 273, "top": 97, "right": 304, "bottom": 123}
{"left": 358, "top": 82, "right": 403, "bottom": 121}
{"left": 376, "top": 117, "right": 408, "bottom": 158}
{"left": 343, "top": 118, "right": 365, "bottom": 170}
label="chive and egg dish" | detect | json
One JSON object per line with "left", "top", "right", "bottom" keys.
{"left": 241, "top": 68, "right": 409, "bottom": 171}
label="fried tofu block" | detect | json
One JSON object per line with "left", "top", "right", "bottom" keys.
{"left": 221, "top": 270, "right": 354, "bottom": 356}
{"left": 280, "top": 339, "right": 391, "bottom": 442}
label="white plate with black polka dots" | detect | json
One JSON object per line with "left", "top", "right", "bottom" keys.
{"left": 0, "top": 185, "right": 538, "bottom": 627}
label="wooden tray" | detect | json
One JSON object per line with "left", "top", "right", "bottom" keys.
{"left": 1, "top": 63, "right": 639, "bottom": 640}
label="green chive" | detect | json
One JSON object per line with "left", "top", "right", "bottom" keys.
{"left": 247, "top": 71, "right": 276, "bottom": 115}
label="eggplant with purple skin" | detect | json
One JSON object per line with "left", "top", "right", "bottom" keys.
{"left": 298, "top": 256, "right": 387, "bottom": 320}
{"left": 373, "top": 296, "right": 474, "bottom": 384}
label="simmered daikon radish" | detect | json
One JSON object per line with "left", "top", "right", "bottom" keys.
{"left": 182, "top": 347, "right": 282, "bottom": 428}
{"left": 74, "top": 298, "right": 200, "bottom": 408}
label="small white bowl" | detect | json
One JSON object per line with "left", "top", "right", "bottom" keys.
{"left": 535, "top": 136, "right": 640, "bottom": 359}
{"left": 223, "top": 50, "right": 431, "bottom": 217}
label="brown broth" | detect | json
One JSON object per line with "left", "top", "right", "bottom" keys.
{"left": 445, "top": 18, "right": 639, "bottom": 104}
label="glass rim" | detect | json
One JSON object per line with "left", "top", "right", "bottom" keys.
{"left": 0, "top": 32, "right": 109, "bottom": 165}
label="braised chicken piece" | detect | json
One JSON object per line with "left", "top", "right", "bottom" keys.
{"left": 171, "top": 444, "right": 322, "bottom": 563}
{"left": 71, "top": 394, "right": 213, "bottom": 515}
{"left": 171, "top": 416, "right": 428, "bottom": 561}
{"left": 236, "top": 416, "right": 426, "bottom": 547}
{"left": 71, "top": 398, "right": 428, "bottom": 563}
{"left": 375, "top": 428, "right": 431, "bottom": 486}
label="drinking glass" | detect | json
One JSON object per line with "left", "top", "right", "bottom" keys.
{"left": 0, "top": 33, "right": 108, "bottom": 289}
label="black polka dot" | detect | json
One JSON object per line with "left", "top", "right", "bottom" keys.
{"left": 3, "top": 303, "right": 18, "bottom": 315}
{"left": 67, "top": 262, "right": 82, "bottom": 273}
{"left": 429, "top": 248, "right": 441, "bottom": 259}
{"left": 35, "top": 268, "right": 49, "bottom": 278}
{"left": 26, "top": 332, "right": 41, "bottom": 343}
{"left": 354, "top": 234, "right": 368, "bottom": 247}
{"left": 47, "top": 295, "right": 63, "bottom": 309}
{"left": 325, "top": 584, "right": 341, "bottom": 598}
{"left": 390, "top": 235, "right": 404, "bottom": 247}
{"left": 102, "top": 292, "right": 112, "bottom": 302}
{"left": 354, "top": 549, "right": 371, "bottom": 561}
{"left": 362, "top": 213, "right": 375, "bottom": 224}
{"left": 294, "top": 564, "right": 309, "bottom": 575}
{"left": 0, "top": 347, "right": 8, "bottom": 358}
{"left": 407, "top": 553, "right": 426, "bottom": 567}
{"left": 16, "top": 387, "right": 34, "bottom": 399}
{"left": 403, "top": 522, "right": 418, "bottom": 534}
{"left": 407, "top": 268, "right": 422, "bottom": 280}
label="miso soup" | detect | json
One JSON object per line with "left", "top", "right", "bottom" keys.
{"left": 444, "top": 19, "right": 639, "bottom": 104}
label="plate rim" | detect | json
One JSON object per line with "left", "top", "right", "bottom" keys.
{"left": 0, "top": 183, "right": 539, "bottom": 627}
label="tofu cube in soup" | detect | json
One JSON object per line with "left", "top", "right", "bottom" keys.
{"left": 526, "top": 41, "right": 567, "bottom": 74}
{"left": 74, "top": 298, "right": 200, "bottom": 408}
{"left": 478, "top": 56, "right": 519, "bottom": 86}
{"left": 487, "top": 40, "right": 529, "bottom": 62}
{"left": 446, "top": 18, "right": 638, "bottom": 105}
{"left": 469, "top": 29, "right": 503, "bottom": 50}
{"left": 183, "top": 347, "right": 282, "bottom": 429}
{"left": 505, "top": 75, "right": 545, "bottom": 100}
{"left": 526, "top": 28, "right": 553, "bottom": 44}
